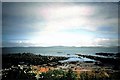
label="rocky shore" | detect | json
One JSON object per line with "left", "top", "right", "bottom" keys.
{"left": 2, "top": 52, "right": 120, "bottom": 80}
{"left": 2, "top": 53, "right": 68, "bottom": 69}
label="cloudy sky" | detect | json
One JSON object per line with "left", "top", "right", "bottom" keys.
{"left": 2, "top": 2, "right": 119, "bottom": 47}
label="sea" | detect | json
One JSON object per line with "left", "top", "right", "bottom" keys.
{"left": 2, "top": 46, "right": 119, "bottom": 57}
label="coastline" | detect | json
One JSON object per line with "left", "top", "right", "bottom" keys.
{"left": 2, "top": 52, "right": 120, "bottom": 80}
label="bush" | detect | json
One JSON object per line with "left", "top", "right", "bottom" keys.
{"left": 39, "top": 69, "right": 77, "bottom": 80}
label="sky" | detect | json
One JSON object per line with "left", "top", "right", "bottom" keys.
{"left": 0, "top": 2, "right": 1, "bottom": 48}
{"left": 2, "top": 2, "right": 119, "bottom": 47}
{"left": 2, "top": 0, "right": 120, "bottom": 2}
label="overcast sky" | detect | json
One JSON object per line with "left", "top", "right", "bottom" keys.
{"left": 1, "top": 0, "right": 120, "bottom": 2}
{"left": 2, "top": 2, "right": 119, "bottom": 47}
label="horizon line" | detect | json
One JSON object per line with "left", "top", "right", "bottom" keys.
{"left": 1, "top": 45, "right": 120, "bottom": 48}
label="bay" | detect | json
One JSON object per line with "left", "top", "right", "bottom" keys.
{"left": 2, "top": 46, "right": 119, "bottom": 57}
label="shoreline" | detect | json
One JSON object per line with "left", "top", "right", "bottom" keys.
{"left": 2, "top": 52, "right": 120, "bottom": 70}
{"left": 2, "top": 52, "right": 120, "bottom": 80}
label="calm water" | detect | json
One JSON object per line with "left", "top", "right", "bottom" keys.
{"left": 2, "top": 47, "right": 119, "bottom": 57}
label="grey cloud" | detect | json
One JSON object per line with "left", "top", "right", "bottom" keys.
{"left": 96, "top": 38, "right": 119, "bottom": 46}
{"left": 2, "top": 2, "right": 119, "bottom": 47}
{"left": 2, "top": 0, "right": 120, "bottom": 2}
